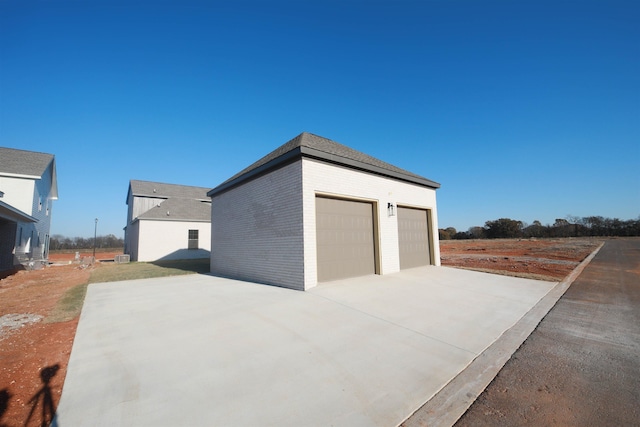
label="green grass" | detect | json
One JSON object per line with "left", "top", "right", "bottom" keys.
{"left": 46, "top": 283, "right": 89, "bottom": 323}
{"left": 88, "top": 258, "right": 209, "bottom": 284}
{"left": 46, "top": 258, "right": 209, "bottom": 323}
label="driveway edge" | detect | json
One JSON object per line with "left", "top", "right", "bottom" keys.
{"left": 400, "top": 242, "right": 605, "bottom": 427}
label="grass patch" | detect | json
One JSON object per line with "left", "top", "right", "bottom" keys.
{"left": 89, "top": 258, "right": 209, "bottom": 284}
{"left": 46, "top": 258, "right": 209, "bottom": 323}
{"left": 46, "top": 283, "right": 89, "bottom": 323}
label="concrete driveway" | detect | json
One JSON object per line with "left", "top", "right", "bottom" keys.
{"left": 54, "top": 266, "right": 556, "bottom": 426}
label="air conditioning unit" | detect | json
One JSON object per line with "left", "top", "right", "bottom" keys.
{"left": 115, "top": 254, "right": 130, "bottom": 264}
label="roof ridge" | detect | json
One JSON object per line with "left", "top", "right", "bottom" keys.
{"left": 129, "top": 179, "right": 210, "bottom": 190}
{"left": 208, "top": 133, "right": 440, "bottom": 197}
{"left": 0, "top": 146, "right": 55, "bottom": 157}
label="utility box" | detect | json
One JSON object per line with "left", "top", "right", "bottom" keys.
{"left": 114, "top": 254, "right": 130, "bottom": 264}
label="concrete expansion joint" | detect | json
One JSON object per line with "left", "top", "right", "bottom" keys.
{"left": 308, "top": 292, "right": 475, "bottom": 355}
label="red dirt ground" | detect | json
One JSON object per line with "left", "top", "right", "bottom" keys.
{"left": 0, "top": 252, "right": 119, "bottom": 427}
{"left": 0, "top": 241, "right": 602, "bottom": 426}
{"left": 47, "top": 251, "right": 123, "bottom": 263}
{"left": 440, "top": 238, "right": 602, "bottom": 281}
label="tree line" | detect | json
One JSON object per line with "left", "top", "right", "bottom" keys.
{"left": 439, "top": 215, "right": 640, "bottom": 240}
{"left": 49, "top": 234, "right": 124, "bottom": 250}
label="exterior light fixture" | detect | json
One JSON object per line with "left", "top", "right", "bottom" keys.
{"left": 387, "top": 202, "right": 395, "bottom": 217}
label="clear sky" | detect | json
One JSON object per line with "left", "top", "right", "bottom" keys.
{"left": 1, "top": 0, "right": 638, "bottom": 238}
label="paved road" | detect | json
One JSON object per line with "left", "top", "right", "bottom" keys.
{"left": 455, "top": 238, "right": 640, "bottom": 426}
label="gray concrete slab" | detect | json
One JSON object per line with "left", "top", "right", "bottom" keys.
{"left": 402, "top": 244, "right": 604, "bottom": 427}
{"left": 54, "top": 267, "right": 556, "bottom": 427}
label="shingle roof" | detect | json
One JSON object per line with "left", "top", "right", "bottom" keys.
{"left": 208, "top": 132, "right": 440, "bottom": 197}
{"left": 0, "top": 147, "right": 55, "bottom": 178}
{"left": 129, "top": 180, "right": 211, "bottom": 201}
{"left": 136, "top": 197, "right": 211, "bottom": 222}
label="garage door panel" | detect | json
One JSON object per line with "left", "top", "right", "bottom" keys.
{"left": 316, "top": 197, "right": 376, "bottom": 282}
{"left": 398, "top": 207, "right": 431, "bottom": 269}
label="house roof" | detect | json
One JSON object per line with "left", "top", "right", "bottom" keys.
{"left": 0, "top": 147, "right": 55, "bottom": 178}
{"left": 207, "top": 132, "right": 440, "bottom": 197}
{"left": 128, "top": 180, "right": 211, "bottom": 202}
{"left": 0, "top": 147, "right": 58, "bottom": 199}
{"left": 135, "top": 197, "right": 211, "bottom": 222}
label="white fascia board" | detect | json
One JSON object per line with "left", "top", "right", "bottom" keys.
{"left": 0, "top": 172, "right": 40, "bottom": 180}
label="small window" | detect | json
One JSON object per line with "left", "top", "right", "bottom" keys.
{"left": 38, "top": 196, "right": 42, "bottom": 212}
{"left": 188, "top": 229, "right": 199, "bottom": 249}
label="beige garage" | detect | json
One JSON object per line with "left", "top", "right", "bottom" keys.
{"left": 315, "top": 196, "right": 378, "bottom": 282}
{"left": 398, "top": 206, "right": 433, "bottom": 269}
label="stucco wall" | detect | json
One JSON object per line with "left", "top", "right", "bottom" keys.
{"left": 136, "top": 220, "right": 211, "bottom": 262}
{"left": 210, "top": 161, "right": 304, "bottom": 290}
{"left": 302, "top": 158, "right": 440, "bottom": 290}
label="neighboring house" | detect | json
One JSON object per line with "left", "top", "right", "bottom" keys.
{"left": 208, "top": 132, "right": 441, "bottom": 291}
{"left": 125, "top": 180, "right": 211, "bottom": 262}
{"left": 0, "top": 147, "right": 58, "bottom": 271}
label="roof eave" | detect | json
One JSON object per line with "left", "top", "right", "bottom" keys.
{"left": 0, "top": 201, "right": 37, "bottom": 223}
{"left": 135, "top": 217, "right": 211, "bottom": 223}
{"left": 207, "top": 147, "right": 303, "bottom": 197}
{"left": 299, "top": 146, "right": 441, "bottom": 189}
{"left": 207, "top": 146, "right": 440, "bottom": 198}
{"left": 49, "top": 158, "right": 58, "bottom": 200}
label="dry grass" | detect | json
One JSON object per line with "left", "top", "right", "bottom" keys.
{"left": 46, "top": 258, "right": 209, "bottom": 323}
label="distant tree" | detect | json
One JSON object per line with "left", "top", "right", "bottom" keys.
{"left": 468, "top": 226, "right": 485, "bottom": 239}
{"left": 438, "top": 227, "right": 457, "bottom": 240}
{"left": 439, "top": 214, "right": 640, "bottom": 241}
{"left": 484, "top": 218, "right": 523, "bottom": 239}
{"left": 523, "top": 220, "right": 548, "bottom": 238}
{"left": 553, "top": 218, "right": 570, "bottom": 228}
{"left": 48, "top": 235, "right": 124, "bottom": 250}
{"left": 453, "top": 231, "right": 471, "bottom": 239}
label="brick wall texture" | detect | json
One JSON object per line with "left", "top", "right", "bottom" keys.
{"left": 210, "top": 158, "right": 439, "bottom": 291}
{"left": 210, "top": 161, "right": 305, "bottom": 290}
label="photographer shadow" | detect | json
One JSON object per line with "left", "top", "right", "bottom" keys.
{"left": 0, "top": 388, "right": 11, "bottom": 427}
{"left": 24, "top": 364, "right": 59, "bottom": 427}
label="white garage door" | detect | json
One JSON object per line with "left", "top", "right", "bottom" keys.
{"left": 397, "top": 206, "right": 432, "bottom": 269}
{"left": 316, "top": 197, "right": 376, "bottom": 282}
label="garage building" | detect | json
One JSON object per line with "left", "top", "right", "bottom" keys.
{"left": 208, "top": 132, "right": 441, "bottom": 291}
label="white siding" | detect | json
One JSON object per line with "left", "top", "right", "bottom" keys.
{"left": 131, "top": 196, "right": 165, "bottom": 219}
{"left": 31, "top": 163, "right": 55, "bottom": 259}
{"left": 136, "top": 220, "right": 211, "bottom": 262}
{"left": 0, "top": 162, "right": 56, "bottom": 260}
{"left": 210, "top": 161, "right": 304, "bottom": 290}
{"left": 128, "top": 221, "right": 140, "bottom": 262}
{"left": 302, "top": 158, "right": 440, "bottom": 290}
{"left": 0, "top": 176, "right": 34, "bottom": 214}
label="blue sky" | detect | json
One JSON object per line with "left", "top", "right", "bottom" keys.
{"left": 1, "top": 0, "right": 638, "bottom": 237}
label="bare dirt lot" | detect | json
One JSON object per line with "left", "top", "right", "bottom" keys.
{"left": 0, "top": 252, "right": 118, "bottom": 427}
{"left": 440, "top": 238, "right": 602, "bottom": 281}
{"left": 0, "top": 240, "right": 602, "bottom": 426}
